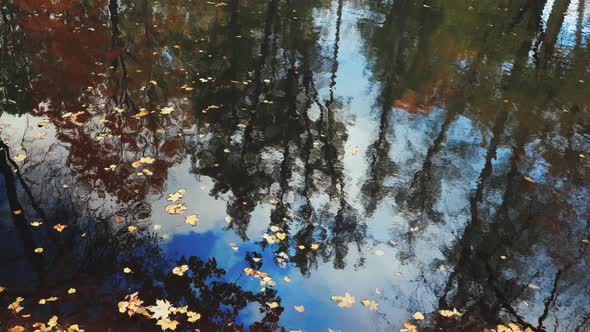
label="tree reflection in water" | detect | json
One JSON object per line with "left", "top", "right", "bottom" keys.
{"left": 0, "top": 0, "right": 589, "bottom": 330}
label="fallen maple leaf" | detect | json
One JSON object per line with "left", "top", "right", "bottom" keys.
{"left": 331, "top": 292, "right": 355, "bottom": 308}
{"left": 439, "top": 307, "right": 462, "bottom": 318}
{"left": 187, "top": 311, "right": 201, "bottom": 322}
{"left": 167, "top": 189, "right": 186, "bottom": 202}
{"left": 361, "top": 299, "right": 378, "bottom": 311}
{"left": 184, "top": 214, "right": 198, "bottom": 226}
{"left": 160, "top": 107, "right": 175, "bottom": 115}
{"left": 165, "top": 203, "right": 187, "bottom": 214}
{"left": 156, "top": 318, "right": 179, "bottom": 331}
{"left": 53, "top": 224, "right": 67, "bottom": 232}
{"left": 149, "top": 299, "right": 173, "bottom": 320}
{"left": 172, "top": 264, "right": 189, "bottom": 276}
{"left": 294, "top": 305, "right": 305, "bottom": 312}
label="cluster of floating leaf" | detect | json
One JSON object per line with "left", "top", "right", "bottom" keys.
{"left": 164, "top": 188, "right": 199, "bottom": 226}
{"left": 4, "top": 288, "right": 83, "bottom": 331}
{"left": 117, "top": 292, "right": 201, "bottom": 331}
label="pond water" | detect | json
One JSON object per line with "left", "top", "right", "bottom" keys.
{"left": 1, "top": 0, "right": 590, "bottom": 331}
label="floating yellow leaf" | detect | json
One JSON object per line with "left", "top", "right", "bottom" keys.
{"left": 402, "top": 321, "right": 417, "bottom": 332}
{"left": 172, "top": 264, "right": 189, "bottom": 276}
{"left": 266, "top": 301, "right": 279, "bottom": 309}
{"left": 439, "top": 307, "right": 462, "bottom": 318}
{"left": 413, "top": 311, "right": 425, "bottom": 320}
{"left": 68, "top": 324, "right": 82, "bottom": 332}
{"left": 31, "top": 221, "right": 43, "bottom": 227}
{"left": 13, "top": 210, "right": 23, "bottom": 215}
{"left": 53, "top": 224, "right": 67, "bottom": 232}
{"left": 311, "top": 243, "right": 320, "bottom": 250}
{"left": 123, "top": 267, "right": 132, "bottom": 274}
{"left": 167, "top": 191, "right": 184, "bottom": 203}
{"left": 284, "top": 276, "right": 291, "bottom": 283}
{"left": 128, "top": 226, "right": 137, "bottom": 233}
{"left": 160, "top": 106, "right": 174, "bottom": 115}
{"left": 331, "top": 292, "right": 355, "bottom": 308}
{"left": 524, "top": 176, "right": 536, "bottom": 183}
{"left": 187, "top": 311, "right": 201, "bottom": 322}
{"left": 34, "top": 247, "right": 44, "bottom": 253}
{"left": 156, "top": 318, "right": 179, "bottom": 331}
{"left": 133, "top": 108, "right": 150, "bottom": 119}
{"left": 294, "top": 305, "right": 305, "bottom": 312}
{"left": 148, "top": 299, "right": 172, "bottom": 320}
{"left": 13, "top": 154, "right": 26, "bottom": 161}
{"left": 165, "top": 203, "right": 187, "bottom": 215}
{"left": 139, "top": 157, "right": 156, "bottom": 164}
{"left": 361, "top": 299, "right": 378, "bottom": 311}
{"left": 185, "top": 214, "right": 198, "bottom": 226}
{"left": 375, "top": 250, "right": 385, "bottom": 256}
{"left": 276, "top": 232, "right": 286, "bottom": 240}
{"left": 68, "top": 288, "right": 76, "bottom": 294}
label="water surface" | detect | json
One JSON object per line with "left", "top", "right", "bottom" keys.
{"left": 1, "top": 0, "right": 590, "bottom": 331}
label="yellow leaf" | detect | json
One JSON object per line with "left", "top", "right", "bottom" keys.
{"left": 172, "top": 264, "right": 189, "bottom": 276}
{"left": 167, "top": 189, "right": 186, "bottom": 202}
{"left": 403, "top": 321, "right": 417, "bottom": 332}
{"left": 148, "top": 299, "right": 172, "bottom": 320}
{"left": 165, "top": 203, "right": 187, "bottom": 215}
{"left": 31, "top": 221, "right": 43, "bottom": 227}
{"left": 123, "top": 267, "right": 132, "bottom": 274}
{"left": 331, "top": 292, "right": 355, "bottom": 308}
{"left": 266, "top": 301, "right": 279, "bottom": 309}
{"left": 139, "top": 157, "right": 155, "bottom": 164}
{"left": 413, "top": 311, "right": 425, "bottom": 320}
{"left": 524, "top": 176, "right": 536, "bottom": 183}
{"left": 311, "top": 243, "right": 320, "bottom": 250}
{"left": 361, "top": 299, "right": 378, "bottom": 311}
{"left": 13, "top": 154, "right": 26, "bottom": 161}
{"left": 34, "top": 247, "right": 44, "bottom": 253}
{"left": 134, "top": 109, "right": 149, "bottom": 119}
{"left": 187, "top": 311, "right": 201, "bottom": 322}
{"left": 294, "top": 305, "right": 305, "bottom": 312}
{"left": 156, "top": 318, "right": 179, "bottom": 331}
{"left": 284, "top": 276, "right": 291, "bottom": 283}
{"left": 53, "top": 224, "right": 67, "bottom": 232}
{"left": 68, "top": 288, "right": 76, "bottom": 294}
{"left": 185, "top": 214, "right": 198, "bottom": 226}
{"left": 439, "top": 307, "right": 462, "bottom": 318}
{"left": 160, "top": 107, "right": 174, "bottom": 115}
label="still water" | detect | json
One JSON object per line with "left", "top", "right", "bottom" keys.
{"left": 1, "top": 0, "right": 590, "bottom": 331}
